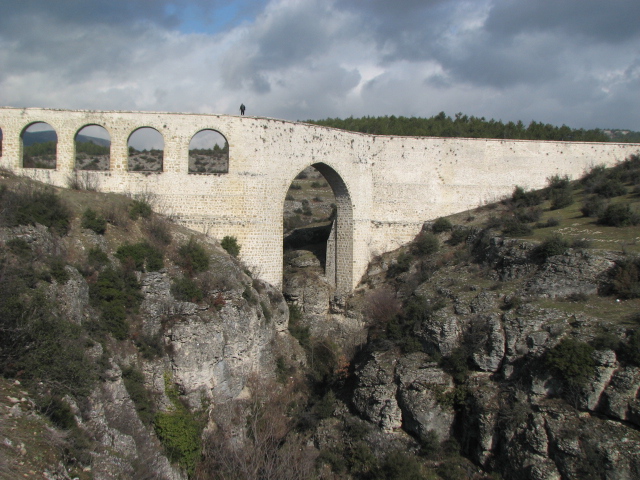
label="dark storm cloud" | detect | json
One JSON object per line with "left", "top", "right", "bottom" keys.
{"left": 485, "top": 0, "right": 640, "bottom": 44}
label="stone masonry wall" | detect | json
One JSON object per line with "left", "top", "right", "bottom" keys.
{"left": 0, "top": 107, "right": 638, "bottom": 292}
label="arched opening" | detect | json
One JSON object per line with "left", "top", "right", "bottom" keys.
{"left": 127, "top": 127, "right": 164, "bottom": 172}
{"left": 22, "top": 122, "right": 57, "bottom": 169}
{"left": 283, "top": 164, "right": 353, "bottom": 296}
{"left": 189, "top": 129, "right": 229, "bottom": 174}
{"left": 75, "top": 124, "right": 111, "bottom": 170}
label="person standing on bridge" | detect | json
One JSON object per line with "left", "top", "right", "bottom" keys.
{"left": 240, "top": 104, "right": 246, "bottom": 115}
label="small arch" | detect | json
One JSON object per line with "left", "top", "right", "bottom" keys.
{"left": 283, "top": 163, "right": 352, "bottom": 296}
{"left": 75, "top": 124, "right": 111, "bottom": 170}
{"left": 22, "top": 122, "right": 57, "bottom": 169}
{"left": 127, "top": 127, "right": 164, "bottom": 172}
{"left": 189, "top": 129, "right": 229, "bottom": 174}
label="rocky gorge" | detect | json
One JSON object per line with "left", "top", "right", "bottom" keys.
{"left": 3, "top": 157, "right": 640, "bottom": 479}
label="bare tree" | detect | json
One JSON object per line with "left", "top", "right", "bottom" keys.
{"left": 195, "top": 375, "right": 317, "bottom": 480}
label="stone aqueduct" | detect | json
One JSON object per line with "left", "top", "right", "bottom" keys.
{"left": 0, "top": 107, "right": 638, "bottom": 295}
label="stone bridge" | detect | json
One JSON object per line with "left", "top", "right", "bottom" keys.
{"left": 0, "top": 107, "right": 638, "bottom": 295}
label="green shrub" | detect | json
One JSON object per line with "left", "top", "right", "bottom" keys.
{"left": 89, "top": 266, "right": 142, "bottom": 339}
{"left": 7, "top": 237, "right": 32, "bottom": 258}
{"left": 448, "top": 227, "right": 470, "bottom": 246}
{"left": 515, "top": 206, "right": 543, "bottom": 223}
{"left": 47, "top": 257, "right": 70, "bottom": 284}
{"left": 154, "top": 373, "right": 202, "bottom": 476}
{"left": 533, "top": 234, "right": 570, "bottom": 262}
{"left": 550, "top": 187, "right": 574, "bottom": 210}
{"left": 611, "top": 258, "right": 640, "bottom": 299}
{"left": 0, "top": 286, "right": 96, "bottom": 397}
{"left": 598, "top": 203, "right": 639, "bottom": 227}
{"left": 288, "top": 303, "right": 310, "bottom": 350}
{"left": 592, "top": 178, "right": 627, "bottom": 198}
{"left": 171, "top": 276, "right": 203, "bottom": 302}
{"left": 135, "top": 332, "right": 164, "bottom": 360}
{"left": 122, "top": 366, "right": 155, "bottom": 425}
{"left": 87, "top": 247, "right": 109, "bottom": 268}
{"left": 581, "top": 195, "right": 607, "bottom": 218}
{"left": 548, "top": 174, "right": 571, "bottom": 190}
{"left": 432, "top": 217, "right": 452, "bottom": 233}
{"left": 116, "top": 242, "right": 164, "bottom": 271}
{"left": 414, "top": 232, "right": 439, "bottom": 256}
{"left": 376, "top": 450, "right": 428, "bottom": 480}
{"left": 81, "top": 208, "right": 107, "bottom": 234}
{"left": 129, "top": 199, "right": 152, "bottom": 220}
{"left": 620, "top": 330, "right": 640, "bottom": 366}
{"left": 502, "top": 218, "right": 533, "bottom": 236}
{"left": 220, "top": 235, "right": 240, "bottom": 257}
{"left": 387, "top": 251, "right": 413, "bottom": 277}
{"left": 546, "top": 339, "right": 595, "bottom": 389}
{"left": 0, "top": 186, "right": 71, "bottom": 234}
{"left": 511, "top": 186, "right": 542, "bottom": 207}
{"left": 144, "top": 216, "right": 173, "bottom": 245}
{"left": 178, "top": 237, "right": 210, "bottom": 273}
{"left": 39, "top": 396, "right": 76, "bottom": 430}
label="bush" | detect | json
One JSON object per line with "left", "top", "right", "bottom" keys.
{"left": 154, "top": 374, "right": 202, "bottom": 476}
{"left": 536, "top": 217, "right": 560, "bottom": 228}
{"left": 288, "top": 303, "right": 310, "bottom": 350}
{"left": 178, "top": 237, "right": 210, "bottom": 273}
{"left": 87, "top": 247, "right": 109, "bottom": 269}
{"left": 550, "top": 187, "right": 574, "bottom": 210}
{"left": 7, "top": 237, "right": 32, "bottom": 258}
{"left": 122, "top": 366, "right": 155, "bottom": 425}
{"left": 592, "top": 178, "right": 627, "bottom": 198}
{"left": 448, "top": 227, "right": 470, "bottom": 246}
{"left": 414, "top": 232, "right": 439, "bottom": 256}
{"left": 611, "top": 258, "right": 640, "bottom": 299}
{"left": 145, "top": 216, "right": 173, "bottom": 245}
{"left": 81, "top": 208, "right": 107, "bottom": 234}
{"left": 89, "top": 266, "right": 142, "bottom": 340}
{"left": 432, "top": 217, "right": 452, "bottom": 233}
{"left": 581, "top": 195, "right": 607, "bottom": 218}
{"left": 546, "top": 338, "right": 595, "bottom": 389}
{"left": 598, "top": 203, "right": 639, "bottom": 227}
{"left": 511, "top": 186, "right": 542, "bottom": 207}
{"left": 515, "top": 206, "right": 543, "bottom": 223}
{"left": 533, "top": 234, "right": 570, "bottom": 262}
{"left": 129, "top": 199, "right": 152, "bottom": 220}
{"left": 0, "top": 186, "right": 71, "bottom": 234}
{"left": 220, "top": 235, "right": 240, "bottom": 257}
{"left": 387, "top": 251, "right": 413, "bottom": 277}
{"left": 502, "top": 218, "right": 533, "bottom": 236}
{"left": 116, "top": 242, "right": 164, "bottom": 271}
{"left": 376, "top": 450, "right": 428, "bottom": 480}
{"left": 171, "top": 276, "right": 203, "bottom": 302}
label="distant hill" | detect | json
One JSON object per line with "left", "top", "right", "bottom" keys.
{"left": 21, "top": 130, "right": 110, "bottom": 147}
{"left": 603, "top": 129, "right": 640, "bottom": 143}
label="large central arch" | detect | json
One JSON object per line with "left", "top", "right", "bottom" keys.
{"left": 283, "top": 162, "right": 353, "bottom": 297}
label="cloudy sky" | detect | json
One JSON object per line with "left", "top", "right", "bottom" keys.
{"left": 1, "top": 0, "right": 639, "bottom": 130}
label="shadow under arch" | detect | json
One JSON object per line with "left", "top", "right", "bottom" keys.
{"left": 284, "top": 162, "right": 353, "bottom": 296}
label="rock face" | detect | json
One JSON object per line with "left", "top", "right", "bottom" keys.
{"left": 351, "top": 351, "right": 456, "bottom": 439}
{"left": 0, "top": 219, "right": 295, "bottom": 478}
{"left": 346, "top": 234, "right": 640, "bottom": 480}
